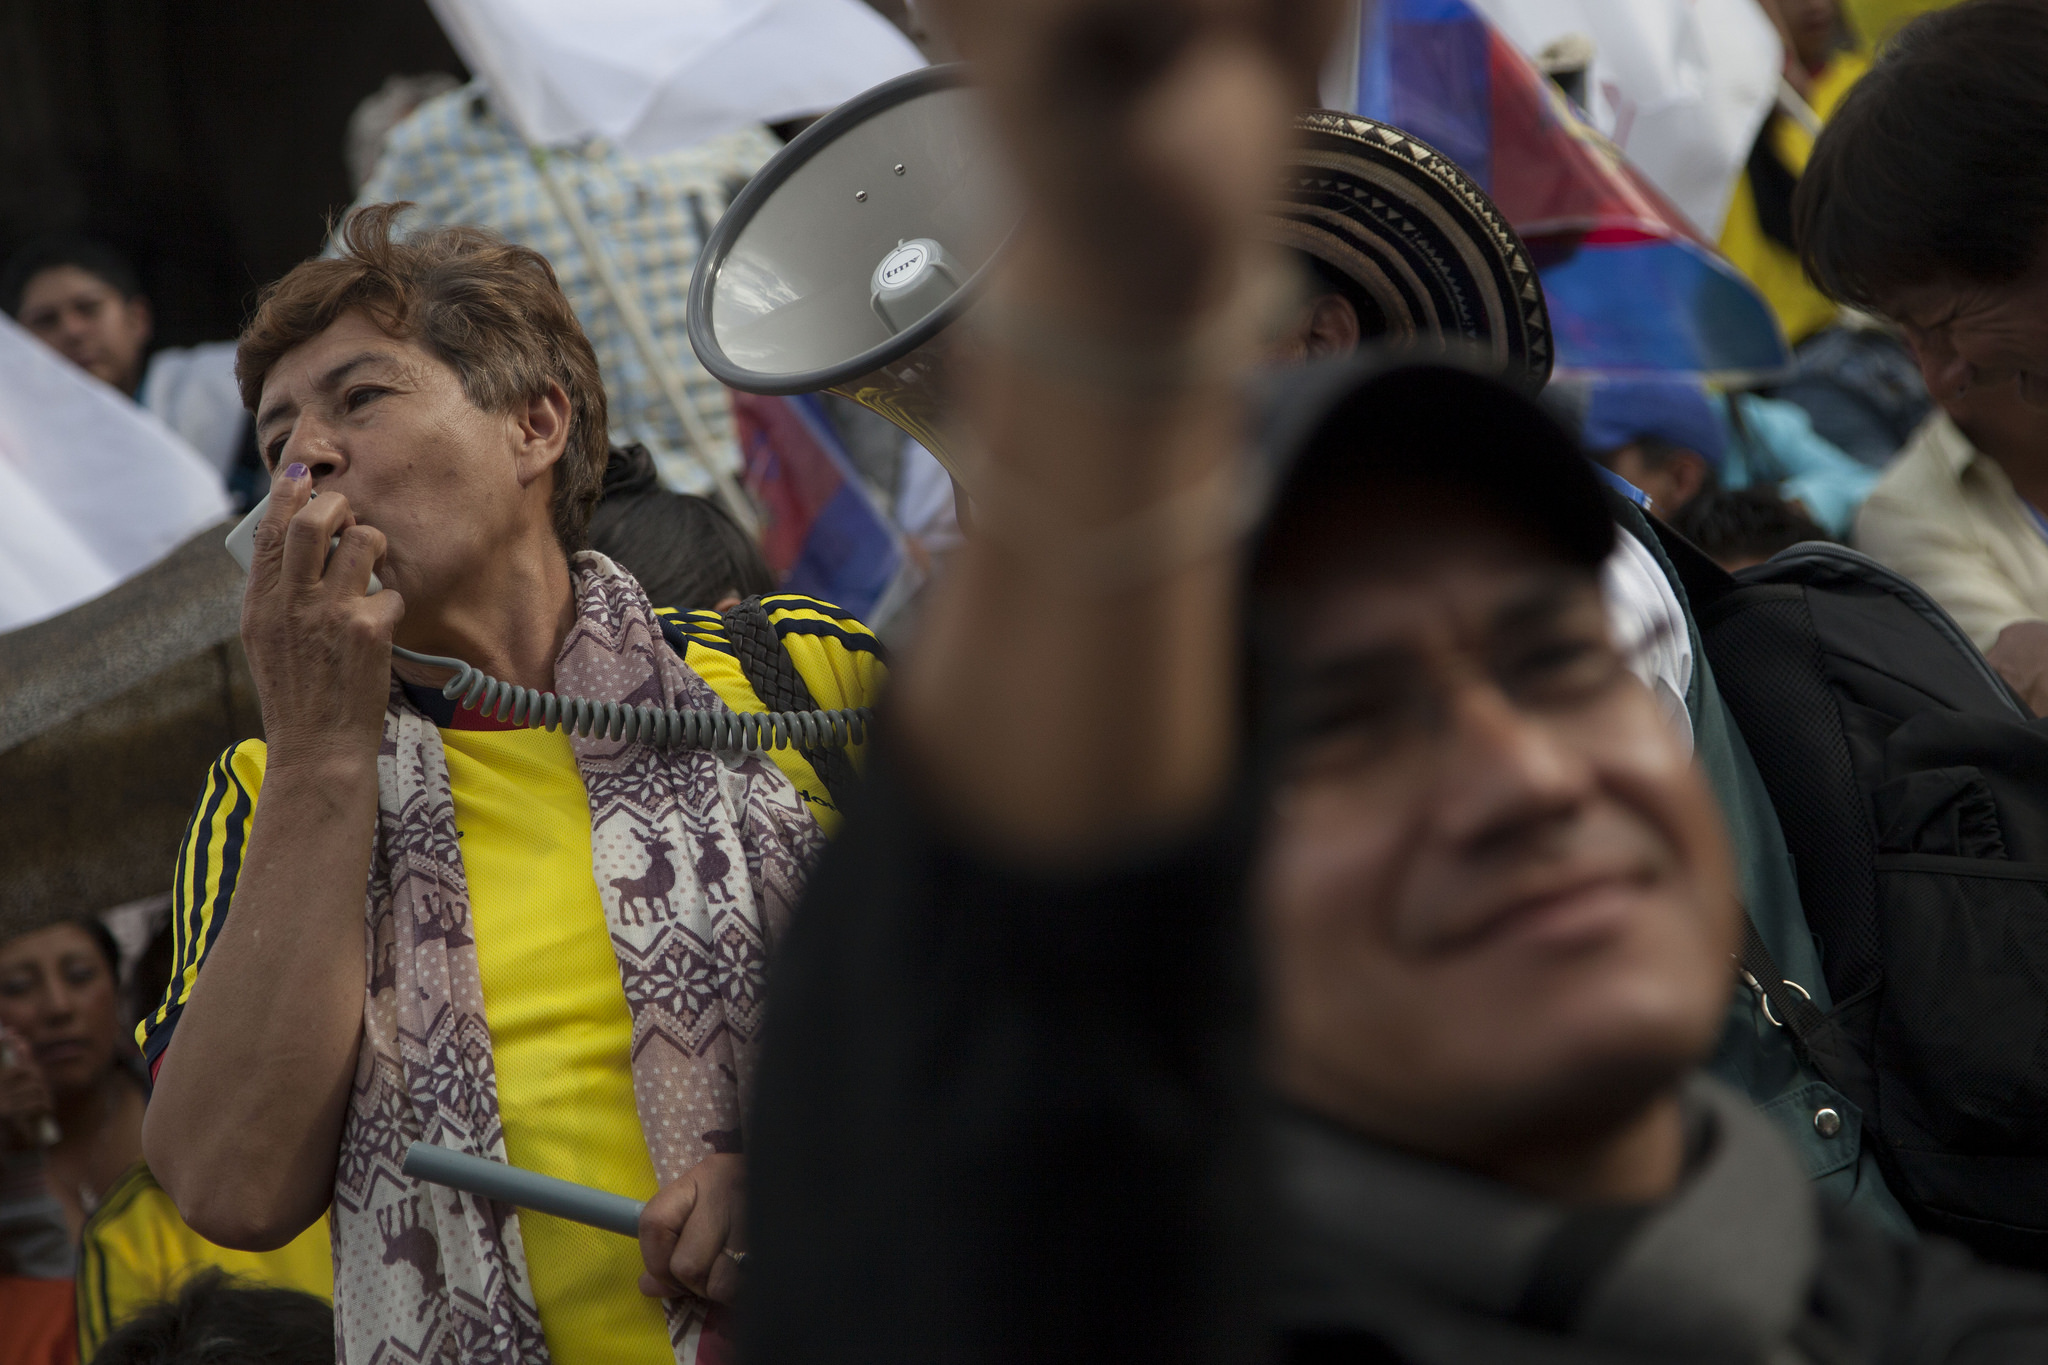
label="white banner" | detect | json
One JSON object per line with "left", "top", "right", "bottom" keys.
{"left": 426, "top": 0, "right": 927, "bottom": 156}
{"left": 1465, "top": 0, "right": 1783, "bottom": 236}
{"left": 0, "top": 315, "right": 231, "bottom": 634}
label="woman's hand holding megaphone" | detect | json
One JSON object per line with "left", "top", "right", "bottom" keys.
{"left": 896, "top": 0, "right": 1343, "bottom": 856}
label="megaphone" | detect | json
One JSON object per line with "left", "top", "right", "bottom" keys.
{"left": 688, "top": 70, "right": 1557, "bottom": 489}
{"left": 687, "top": 65, "right": 1013, "bottom": 486}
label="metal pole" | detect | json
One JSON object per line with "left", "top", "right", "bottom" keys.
{"left": 403, "top": 1142, "right": 644, "bottom": 1237}
{"left": 1775, "top": 76, "right": 1823, "bottom": 137}
{"left": 529, "top": 145, "right": 761, "bottom": 537}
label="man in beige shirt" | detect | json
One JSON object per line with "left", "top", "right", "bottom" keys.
{"left": 1800, "top": 0, "right": 2048, "bottom": 711}
{"left": 1856, "top": 411, "right": 2048, "bottom": 652}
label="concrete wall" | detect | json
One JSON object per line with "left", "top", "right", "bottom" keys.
{"left": 0, "top": 643, "right": 259, "bottom": 937}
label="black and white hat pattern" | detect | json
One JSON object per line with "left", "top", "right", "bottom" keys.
{"left": 1273, "top": 111, "right": 1554, "bottom": 395}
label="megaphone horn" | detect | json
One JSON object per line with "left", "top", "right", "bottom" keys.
{"left": 687, "top": 65, "right": 1014, "bottom": 488}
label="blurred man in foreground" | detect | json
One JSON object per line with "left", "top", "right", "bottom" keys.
{"left": 1798, "top": 0, "right": 2048, "bottom": 709}
{"left": 1260, "top": 110, "right": 1894, "bottom": 1224}
{"left": 1248, "top": 367, "right": 2008, "bottom": 1360}
{"left": 743, "top": 1, "right": 2048, "bottom": 1360}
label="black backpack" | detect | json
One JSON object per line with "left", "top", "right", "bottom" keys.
{"left": 1656, "top": 527, "right": 2048, "bottom": 1269}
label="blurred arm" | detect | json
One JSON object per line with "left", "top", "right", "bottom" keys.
{"left": 897, "top": 0, "right": 1339, "bottom": 862}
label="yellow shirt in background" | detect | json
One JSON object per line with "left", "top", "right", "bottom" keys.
{"left": 1717, "top": 52, "right": 1868, "bottom": 346}
{"left": 77, "top": 1163, "right": 334, "bottom": 1360}
{"left": 658, "top": 595, "right": 888, "bottom": 836}
{"left": 1843, "top": 0, "right": 1962, "bottom": 49}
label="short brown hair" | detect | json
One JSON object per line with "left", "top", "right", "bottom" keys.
{"left": 237, "top": 203, "right": 610, "bottom": 550}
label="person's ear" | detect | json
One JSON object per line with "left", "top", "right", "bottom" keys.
{"left": 513, "top": 379, "right": 573, "bottom": 487}
{"left": 1602, "top": 443, "right": 1649, "bottom": 490}
{"left": 125, "top": 293, "right": 152, "bottom": 344}
{"left": 1666, "top": 451, "right": 1711, "bottom": 511}
{"left": 1900, "top": 322, "right": 1971, "bottom": 406}
{"left": 1303, "top": 294, "right": 1361, "bottom": 360}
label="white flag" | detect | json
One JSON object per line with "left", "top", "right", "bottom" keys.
{"left": 427, "top": 0, "right": 928, "bottom": 156}
{"left": 1465, "top": 0, "right": 1784, "bottom": 237}
{"left": 0, "top": 314, "right": 232, "bottom": 634}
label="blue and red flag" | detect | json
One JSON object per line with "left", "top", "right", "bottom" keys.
{"left": 1344, "top": 0, "right": 1790, "bottom": 382}
{"left": 729, "top": 392, "right": 917, "bottom": 624}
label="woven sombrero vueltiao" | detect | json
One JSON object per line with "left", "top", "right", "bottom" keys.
{"left": 1273, "top": 111, "right": 1553, "bottom": 395}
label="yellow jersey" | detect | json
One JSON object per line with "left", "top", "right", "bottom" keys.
{"left": 137, "top": 596, "right": 885, "bottom": 1362}
{"left": 76, "top": 1162, "right": 333, "bottom": 1360}
{"left": 1717, "top": 53, "right": 1870, "bottom": 345}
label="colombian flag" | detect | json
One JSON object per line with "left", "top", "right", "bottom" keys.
{"left": 1346, "top": 0, "right": 1789, "bottom": 382}
{"left": 730, "top": 392, "right": 915, "bottom": 623}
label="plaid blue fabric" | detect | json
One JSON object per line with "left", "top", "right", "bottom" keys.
{"left": 351, "top": 82, "right": 781, "bottom": 492}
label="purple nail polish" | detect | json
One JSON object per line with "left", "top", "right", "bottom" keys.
{"left": 284, "top": 462, "right": 309, "bottom": 481}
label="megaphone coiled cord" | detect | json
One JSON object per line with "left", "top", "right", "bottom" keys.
{"left": 392, "top": 646, "right": 873, "bottom": 753}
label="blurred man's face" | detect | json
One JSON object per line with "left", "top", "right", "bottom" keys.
{"left": 1890, "top": 254, "right": 2048, "bottom": 468}
{"left": 1256, "top": 490, "right": 1737, "bottom": 1179}
{"left": 17, "top": 265, "right": 152, "bottom": 394}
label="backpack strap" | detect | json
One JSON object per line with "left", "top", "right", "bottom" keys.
{"left": 723, "top": 595, "right": 863, "bottom": 812}
{"left": 1735, "top": 912, "right": 1864, "bottom": 1102}
{"left": 1645, "top": 511, "right": 1740, "bottom": 617}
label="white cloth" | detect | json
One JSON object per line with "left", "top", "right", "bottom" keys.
{"left": 1602, "top": 527, "right": 1694, "bottom": 752}
{"left": 425, "top": 0, "right": 925, "bottom": 156}
{"left": 1465, "top": 0, "right": 1782, "bottom": 237}
{"left": 0, "top": 314, "right": 231, "bottom": 634}
{"left": 139, "top": 342, "right": 248, "bottom": 476}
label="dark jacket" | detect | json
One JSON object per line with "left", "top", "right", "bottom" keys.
{"left": 744, "top": 754, "right": 2048, "bottom": 1364}
{"left": 1273, "top": 1077, "right": 2048, "bottom": 1364}
{"left": 1604, "top": 491, "right": 1908, "bottom": 1235}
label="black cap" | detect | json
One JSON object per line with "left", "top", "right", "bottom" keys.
{"left": 1253, "top": 354, "right": 1614, "bottom": 573}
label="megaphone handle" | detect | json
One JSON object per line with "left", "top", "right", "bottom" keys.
{"left": 402, "top": 1142, "right": 644, "bottom": 1238}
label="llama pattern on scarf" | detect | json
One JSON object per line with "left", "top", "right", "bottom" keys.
{"left": 331, "top": 554, "right": 824, "bottom": 1364}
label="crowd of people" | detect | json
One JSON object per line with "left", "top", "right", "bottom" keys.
{"left": 6, "top": 0, "right": 2048, "bottom": 1362}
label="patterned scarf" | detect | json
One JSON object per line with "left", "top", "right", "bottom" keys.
{"left": 330, "top": 554, "right": 824, "bottom": 1364}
